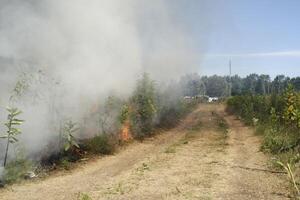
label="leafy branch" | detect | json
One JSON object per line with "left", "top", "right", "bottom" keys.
{"left": 0, "top": 107, "right": 24, "bottom": 167}
{"left": 63, "top": 120, "right": 80, "bottom": 151}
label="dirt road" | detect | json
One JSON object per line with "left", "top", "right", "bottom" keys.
{"left": 0, "top": 104, "right": 290, "bottom": 200}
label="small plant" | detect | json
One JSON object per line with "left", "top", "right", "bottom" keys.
{"left": 60, "top": 158, "right": 71, "bottom": 170}
{"left": 63, "top": 120, "right": 80, "bottom": 152}
{"left": 78, "top": 193, "right": 93, "bottom": 200}
{"left": 0, "top": 107, "right": 24, "bottom": 167}
{"left": 277, "top": 161, "right": 300, "bottom": 198}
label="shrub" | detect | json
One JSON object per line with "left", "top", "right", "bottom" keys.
{"left": 227, "top": 85, "right": 300, "bottom": 155}
{"left": 85, "top": 134, "right": 115, "bottom": 155}
{"left": 62, "top": 120, "right": 80, "bottom": 152}
{"left": 3, "top": 158, "right": 32, "bottom": 184}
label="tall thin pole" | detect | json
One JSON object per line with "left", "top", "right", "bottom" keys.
{"left": 229, "top": 59, "right": 232, "bottom": 97}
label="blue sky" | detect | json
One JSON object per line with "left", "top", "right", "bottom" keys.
{"left": 175, "top": 0, "right": 300, "bottom": 77}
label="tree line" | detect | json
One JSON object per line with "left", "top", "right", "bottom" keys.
{"left": 181, "top": 73, "right": 300, "bottom": 97}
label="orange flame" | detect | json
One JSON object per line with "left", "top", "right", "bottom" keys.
{"left": 120, "top": 121, "right": 132, "bottom": 141}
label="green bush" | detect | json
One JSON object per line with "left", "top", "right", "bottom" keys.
{"left": 261, "top": 129, "right": 299, "bottom": 154}
{"left": 227, "top": 85, "right": 300, "bottom": 156}
{"left": 227, "top": 95, "right": 271, "bottom": 125}
{"left": 3, "top": 158, "right": 32, "bottom": 184}
{"left": 85, "top": 134, "right": 115, "bottom": 155}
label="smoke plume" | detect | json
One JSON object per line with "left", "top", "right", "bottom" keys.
{"left": 0, "top": 0, "right": 201, "bottom": 161}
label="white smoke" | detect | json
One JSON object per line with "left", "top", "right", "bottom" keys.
{"left": 0, "top": 0, "right": 202, "bottom": 161}
{"left": 0, "top": 166, "right": 3, "bottom": 180}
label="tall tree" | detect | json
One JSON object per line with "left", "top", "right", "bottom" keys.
{"left": 131, "top": 73, "right": 157, "bottom": 139}
{"left": 243, "top": 74, "right": 259, "bottom": 94}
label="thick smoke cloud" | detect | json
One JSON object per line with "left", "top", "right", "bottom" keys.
{"left": 0, "top": 0, "right": 200, "bottom": 161}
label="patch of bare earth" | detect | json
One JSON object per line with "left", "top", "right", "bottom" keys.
{"left": 0, "top": 104, "right": 290, "bottom": 200}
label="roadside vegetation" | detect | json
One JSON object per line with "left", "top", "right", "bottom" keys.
{"left": 1, "top": 70, "right": 299, "bottom": 191}
{"left": 0, "top": 72, "right": 198, "bottom": 186}
{"left": 227, "top": 84, "right": 300, "bottom": 197}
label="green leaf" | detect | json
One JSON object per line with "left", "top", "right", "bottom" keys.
{"left": 13, "top": 119, "right": 24, "bottom": 123}
{"left": 64, "top": 143, "right": 71, "bottom": 151}
{"left": 10, "top": 136, "right": 18, "bottom": 142}
{"left": 12, "top": 110, "right": 22, "bottom": 117}
{"left": 67, "top": 134, "right": 71, "bottom": 142}
{"left": 72, "top": 141, "right": 80, "bottom": 148}
{"left": 11, "top": 121, "right": 23, "bottom": 125}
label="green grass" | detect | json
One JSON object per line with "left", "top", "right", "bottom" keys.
{"left": 78, "top": 193, "right": 93, "bottom": 200}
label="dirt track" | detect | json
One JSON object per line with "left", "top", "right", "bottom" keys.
{"left": 0, "top": 104, "right": 290, "bottom": 200}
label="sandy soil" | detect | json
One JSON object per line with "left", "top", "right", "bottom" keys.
{"left": 0, "top": 104, "right": 290, "bottom": 200}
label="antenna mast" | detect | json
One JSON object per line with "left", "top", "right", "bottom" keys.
{"left": 229, "top": 59, "right": 232, "bottom": 97}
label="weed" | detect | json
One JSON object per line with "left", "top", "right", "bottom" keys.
{"left": 60, "top": 158, "right": 71, "bottom": 170}
{"left": 277, "top": 161, "right": 300, "bottom": 198}
{"left": 136, "top": 163, "right": 150, "bottom": 174}
{"left": 78, "top": 193, "right": 93, "bottom": 200}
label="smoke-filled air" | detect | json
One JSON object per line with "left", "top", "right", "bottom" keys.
{"left": 0, "top": 0, "right": 201, "bottom": 162}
